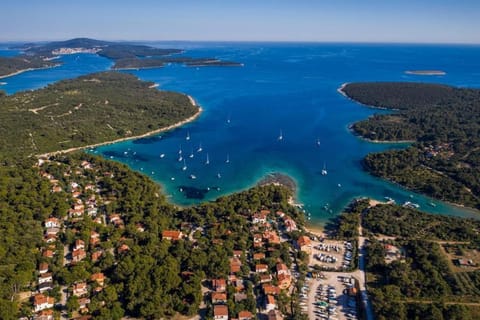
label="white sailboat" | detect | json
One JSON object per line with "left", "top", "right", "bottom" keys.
{"left": 197, "top": 143, "right": 203, "bottom": 152}
{"left": 225, "top": 154, "right": 230, "bottom": 163}
{"left": 186, "top": 131, "right": 190, "bottom": 140}
{"left": 182, "top": 159, "right": 187, "bottom": 171}
{"left": 205, "top": 153, "right": 210, "bottom": 165}
{"left": 321, "top": 162, "right": 328, "bottom": 175}
{"left": 278, "top": 130, "right": 283, "bottom": 141}
{"left": 316, "top": 138, "right": 321, "bottom": 147}
{"left": 160, "top": 153, "right": 165, "bottom": 158}
{"left": 189, "top": 148, "right": 194, "bottom": 158}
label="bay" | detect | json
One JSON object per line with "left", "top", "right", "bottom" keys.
{"left": 2, "top": 42, "right": 480, "bottom": 224}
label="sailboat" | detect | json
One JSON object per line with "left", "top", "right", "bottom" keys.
{"left": 278, "top": 130, "right": 283, "bottom": 141}
{"left": 205, "top": 153, "right": 210, "bottom": 165}
{"left": 189, "top": 148, "right": 194, "bottom": 158}
{"left": 186, "top": 131, "right": 190, "bottom": 141}
{"left": 160, "top": 153, "right": 165, "bottom": 158}
{"left": 197, "top": 143, "right": 203, "bottom": 152}
{"left": 182, "top": 159, "right": 187, "bottom": 171}
{"left": 316, "top": 138, "right": 321, "bottom": 147}
{"left": 178, "top": 155, "right": 183, "bottom": 162}
{"left": 226, "top": 113, "right": 231, "bottom": 124}
{"left": 225, "top": 154, "right": 230, "bottom": 163}
{"left": 321, "top": 162, "right": 328, "bottom": 175}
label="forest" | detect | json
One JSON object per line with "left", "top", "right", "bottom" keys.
{"left": 0, "top": 152, "right": 304, "bottom": 319}
{"left": 342, "top": 82, "right": 480, "bottom": 209}
{"left": 360, "top": 203, "right": 480, "bottom": 320}
{"left": 0, "top": 56, "right": 58, "bottom": 78}
{"left": 0, "top": 71, "right": 197, "bottom": 160}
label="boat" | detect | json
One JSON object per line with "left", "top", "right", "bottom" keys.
{"left": 403, "top": 201, "right": 420, "bottom": 209}
{"left": 160, "top": 153, "right": 165, "bottom": 158}
{"left": 170, "top": 177, "right": 175, "bottom": 181}
{"left": 197, "top": 143, "right": 203, "bottom": 152}
{"left": 189, "top": 149, "right": 194, "bottom": 158}
{"left": 178, "top": 155, "right": 183, "bottom": 162}
{"left": 316, "top": 138, "right": 321, "bottom": 147}
{"left": 182, "top": 159, "right": 187, "bottom": 171}
{"left": 189, "top": 174, "right": 197, "bottom": 180}
{"left": 178, "top": 147, "right": 182, "bottom": 154}
{"left": 278, "top": 130, "right": 283, "bottom": 141}
{"left": 186, "top": 131, "right": 190, "bottom": 140}
{"left": 205, "top": 153, "right": 210, "bottom": 165}
{"left": 321, "top": 162, "right": 327, "bottom": 175}
{"left": 429, "top": 202, "right": 436, "bottom": 207}
{"left": 225, "top": 154, "right": 230, "bottom": 163}
{"left": 217, "top": 173, "right": 222, "bottom": 178}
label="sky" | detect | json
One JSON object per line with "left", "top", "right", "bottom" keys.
{"left": 2, "top": 0, "right": 480, "bottom": 44}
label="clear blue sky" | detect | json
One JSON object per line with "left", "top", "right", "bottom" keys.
{"left": 2, "top": 0, "right": 479, "bottom": 43}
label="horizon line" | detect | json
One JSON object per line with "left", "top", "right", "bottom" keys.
{"left": 1, "top": 38, "right": 480, "bottom": 46}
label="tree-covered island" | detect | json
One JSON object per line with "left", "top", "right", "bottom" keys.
{"left": 0, "top": 38, "right": 242, "bottom": 78}
{"left": 341, "top": 82, "right": 480, "bottom": 210}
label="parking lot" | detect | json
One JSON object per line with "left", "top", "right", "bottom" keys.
{"left": 309, "top": 238, "right": 355, "bottom": 271}
{"left": 299, "top": 272, "right": 359, "bottom": 320}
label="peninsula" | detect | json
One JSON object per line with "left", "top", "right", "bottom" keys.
{"left": 341, "top": 82, "right": 480, "bottom": 210}
{"left": 0, "top": 71, "right": 199, "bottom": 159}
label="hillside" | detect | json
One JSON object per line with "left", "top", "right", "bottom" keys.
{"left": 0, "top": 71, "right": 198, "bottom": 160}
{"left": 342, "top": 82, "right": 480, "bottom": 209}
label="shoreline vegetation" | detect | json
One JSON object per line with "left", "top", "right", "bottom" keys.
{"left": 38, "top": 100, "right": 202, "bottom": 158}
{"left": 0, "top": 63, "right": 61, "bottom": 79}
{"left": 341, "top": 82, "right": 480, "bottom": 211}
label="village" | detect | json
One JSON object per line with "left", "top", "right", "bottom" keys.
{"left": 27, "top": 154, "right": 372, "bottom": 320}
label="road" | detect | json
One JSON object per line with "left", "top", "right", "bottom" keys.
{"left": 357, "top": 222, "right": 374, "bottom": 320}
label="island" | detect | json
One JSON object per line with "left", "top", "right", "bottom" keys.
{"left": 341, "top": 82, "right": 480, "bottom": 210}
{"left": 0, "top": 71, "right": 199, "bottom": 159}
{"left": 0, "top": 38, "right": 242, "bottom": 78}
{"left": 405, "top": 70, "right": 447, "bottom": 76}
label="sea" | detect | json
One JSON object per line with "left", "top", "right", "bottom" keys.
{"left": 2, "top": 42, "right": 480, "bottom": 225}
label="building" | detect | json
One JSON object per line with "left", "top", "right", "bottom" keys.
{"left": 39, "top": 262, "right": 49, "bottom": 274}
{"left": 90, "top": 272, "right": 105, "bottom": 286}
{"left": 212, "top": 278, "right": 227, "bottom": 292}
{"left": 214, "top": 304, "right": 229, "bottom": 320}
{"left": 255, "top": 264, "right": 268, "bottom": 273}
{"left": 238, "top": 310, "right": 253, "bottom": 320}
{"left": 44, "top": 217, "right": 60, "bottom": 228}
{"left": 33, "top": 294, "right": 54, "bottom": 312}
{"left": 263, "top": 284, "right": 280, "bottom": 295}
{"left": 211, "top": 292, "right": 227, "bottom": 304}
{"left": 296, "top": 236, "right": 312, "bottom": 254}
{"left": 72, "top": 282, "right": 88, "bottom": 297}
{"left": 276, "top": 263, "right": 289, "bottom": 276}
{"left": 38, "top": 273, "right": 53, "bottom": 285}
{"left": 72, "top": 249, "right": 86, "bottom": 262}
{"left": 265, "top": 294, "right": 276, "bottom": 312}
{"left": 277, "top": 274, "right": 292, "bottom": 290}
{"left": 230, "top": 257, "right": 242, "bottom": 273}
{"left": 162, "top": 230, "right": 183, "bottom": 241}
{"left": 253, "top": 252, "right": 265, "bottom": 261}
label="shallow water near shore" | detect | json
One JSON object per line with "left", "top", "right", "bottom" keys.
{"left": 2, "top": 42, "right": 480, "bottom": 224}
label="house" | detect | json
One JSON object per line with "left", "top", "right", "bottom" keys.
{"left": 252, "top": 211, "right": 268, "bottom": 224}
{"left": 72, "top": 249, "right": 86, "bottom": 262}
{"left": 33, "top": 293, "right": 54, "bottom": 312}
{"left": 35, "top": 309, "right": 54, "bottom": 320}
{"left": 75, "top": 239, "right": 85, "bottom": 250}
{"left": 72, "top": 282, "right": 88, "bottom": 297}
{"left": 214, "top": 304, "right": 229, "bottom": 320}
{"left": 253, "top": 252, "right": 265, "bottom": 261}
{"left": 277, "top": 274, "right": 292, "bottom": 290}
{"left": 211, "top": 292, "right": 227, "bottom": 304}
{"left": 51, "top": 185, "right": 62, "bottom": 193}
{"left": 234, "top": 293, "right": 247, "bottom": 303}
{"left": 296, "top": 236, "right": 312, "bottom": 254}
{"left": 276, "top": 263, "right": 289, "bottom": 276}
{"left": 276, "top": 211, "right": 285, "bottom": 218}
{"left": 212, "top": 278, "right": 227, "bottom": 292}
{"left": 263, "top": 284, "right": 280, "bottom": 295}
{"left": 238, "top": 310, "right": 253, "bottom": 320}
{"left": 117, "top": 244, "right": 130, "bottom": 254}
{"left": 230, "top": 257, "right": 242, "bottom": 273}
{"left": 260, "top": 274, "right": 272, "bottom": 284}
{"left": 162, "top": 230, "right": 183, "bottom": 241}
{"left": 39, "top": 262, "right": 49, "bottom": 274}
{"left": 255, "top": 264, "right": 268, "bottom": 273}
{"left": 44, "top": 234, "right": 57, "bottom": 244}
{"left": 233, "top": 250, "right": 243, "bottom": 258}
{"left": 90, "top": 273, "right": 105, "bottom": 286}
{"left": 265, "top": 294, "right": 276, "bottom": 312}
{"left": 263, "top": 231, "right": 281, "bottom": 245}
{"left": 44, "top": 217, "right": 60, "bottom": 228}
{"left": 42, "top": 250, "right": 54, "bottom": 258}
{"left": 90, "top": 231, "right": 100, "bottom": 246}
{"left": 45, "top": 227, "right": 60, "bottom": 236}
{"left": 38, "top": 273, "right": 53, "bottom": 285}
{"left": 283, "top": 217, "right": 297, "bottom": 232}
{"left": 91, "top": 250, "right": 103, "bottom": 262}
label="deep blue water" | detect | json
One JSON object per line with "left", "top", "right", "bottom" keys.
{"left": 2, "top": 42, "right": 480, "bottom": 224}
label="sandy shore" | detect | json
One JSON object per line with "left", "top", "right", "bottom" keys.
{"left": 337, "top": 82, "right": 349, "bottom": 97}
{"left": 38, "top": 95, "right": 202, "bottom": 158}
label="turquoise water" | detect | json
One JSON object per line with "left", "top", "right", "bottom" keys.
{"left": 2, "top": 42, "right": 480, "bottom": 223}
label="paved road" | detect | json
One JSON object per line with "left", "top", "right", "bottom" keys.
{"left": 357, "top": 223, "right": 374, "bottom": 320}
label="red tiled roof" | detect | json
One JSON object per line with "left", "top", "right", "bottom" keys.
{"left": 214, "top": 304, "right": 228, "bottom": 316}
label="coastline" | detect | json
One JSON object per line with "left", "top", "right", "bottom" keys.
{"left": 347, "top": 126, "right": 415, "bottom": 144}
{"left": 338, "top": 82, "right": 400, "bottom": 112}
{"left": 37, "top": 95, "right": 202, "bottom": 158}
{"left": 0, "top": 64, "right": 61, "bottom": 79}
